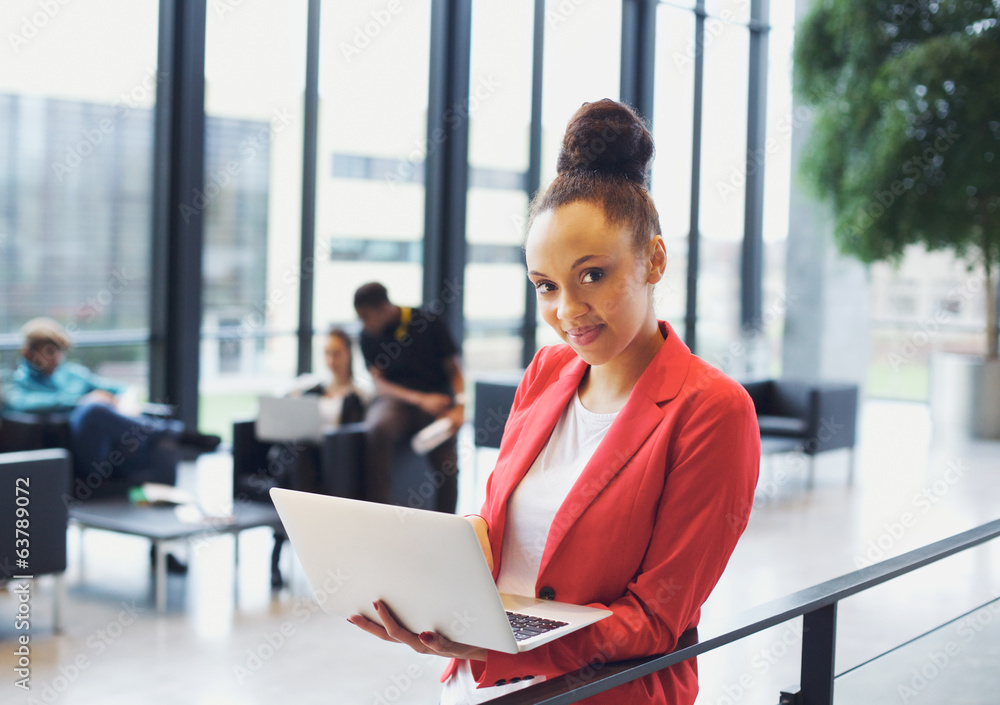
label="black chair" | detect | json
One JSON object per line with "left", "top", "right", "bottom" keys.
{"left": 473, "top": 380, "right": 519, "bottom": 451}
{"left": 232, "top": 419, "right": 367, "bottom": 586}
{"left": 470, "top": 379, "right": 520, "bottom": 492}
{"left": 233, "top": 403, "right": 460, "bottom": 586}
{"left": 0, "top": 448, "right": 71, "bottom": 632}
{"left": 740, "top": 379, "right": 860, "bottom": 487}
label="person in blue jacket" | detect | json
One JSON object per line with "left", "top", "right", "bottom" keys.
{"left": 1, "top": 318, "right": 216, "bottom": 501}
{"left": 3, "top": 317, "right": 128, "bottom": 414}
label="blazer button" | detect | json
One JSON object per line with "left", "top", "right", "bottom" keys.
{"left": 539, "top": 586, "right": 556, "bottom": 600}
{"left": 494, "top": 679, "right": 507, "bottom": 687}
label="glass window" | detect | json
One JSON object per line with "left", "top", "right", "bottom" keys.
{"left": 761, "top": 6, "right": 796, "bottom": 378}
{"left": 704, "top": 0, "right": 752, "bottom": 25}
{"left": 868, "top": 249, "right": 987, "bottom": 401}
{"left": 201, "top": 1, "right": 309, "bottom": 438}
{"left": 464, "top": 0, "right": 534, "bottom": 374}
{"left": 314, "top": 0, "right": 433, "bottom": 370}
{"left": 695, "top": 21, "right": 750, "bottom": 368}
{"left": 652, "top": 4, "right": 697, "bottom": 330}
{"left": 0, "top": 0, "right": 159, "bottom": 394}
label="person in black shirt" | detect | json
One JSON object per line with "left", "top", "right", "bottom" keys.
{"left": 354, "top": 282, "right": 465, "bottom": 513}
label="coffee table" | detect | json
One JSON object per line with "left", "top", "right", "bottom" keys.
{"left": 69, "top": 499, "right": 283, "bottom": 613}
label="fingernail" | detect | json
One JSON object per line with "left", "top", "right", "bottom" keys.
{"left": 419, "top": 632, "right": 434, "bottom": 644}
{"left": 372, "top": 601, "right": 379, "bottom": 611}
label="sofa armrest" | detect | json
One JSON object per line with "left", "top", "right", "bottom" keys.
{"left": 0, "top": 449, "right": 70, "bottom": 578}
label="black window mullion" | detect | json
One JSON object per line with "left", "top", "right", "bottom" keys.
{"left": 150, "top": 0, "right": 207, "bottom": 428}
{"left": 297, "top": 0, "right": 321, "bottom": 375}
{"left": 521, "top": 0, "right": 546, "bottom": 369}
{"left": 423, "top": 0, "right": 472, "bottom": 345}
{"left": 685, "top": 0, "right": 707, "bottom": 352}
{"left": 741, "top": 0, "right": 770, "bottom": 334}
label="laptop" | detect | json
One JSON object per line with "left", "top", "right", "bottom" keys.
{"left": 269, "top": 488, "right": 612, "bottom": 654}
{"left": 255, "top": 395, "right": 328, "bottom": 443}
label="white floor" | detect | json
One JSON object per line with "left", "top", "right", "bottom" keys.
{"left": 1, "top": 400, "right": 999, "bottom": 705}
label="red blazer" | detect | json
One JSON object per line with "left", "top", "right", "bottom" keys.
{"left": 443, "top": 321, "right": 760, "bottom": 704}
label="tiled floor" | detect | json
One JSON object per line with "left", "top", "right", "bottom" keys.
{"left": 2, "top": 399, "right": 998, "bottom": 705}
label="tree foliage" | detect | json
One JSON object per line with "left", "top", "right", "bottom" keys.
{"left": 794, "top": 0, "right": 1000, "bottom": 354}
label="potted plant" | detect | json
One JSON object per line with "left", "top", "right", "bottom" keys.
{"left": 793, "top": 0, "right": 1000, "bottom": 438}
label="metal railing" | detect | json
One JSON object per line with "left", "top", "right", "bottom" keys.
{"left": 493, "top": 517, "right": 1000, "bottom": 705}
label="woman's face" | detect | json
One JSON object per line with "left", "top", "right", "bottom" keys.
{"left": 525, "top": 201, "right": 665, "bottom": 368}
{"left": 324, "top": 334, "right": 351, "bottom": 381}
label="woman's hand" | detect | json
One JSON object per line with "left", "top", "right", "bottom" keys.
{"left": 348, "top": 600, "right": 487, "bottom": 662}
{"left": 464, "top": 515, "right": 493, "bottom": 572}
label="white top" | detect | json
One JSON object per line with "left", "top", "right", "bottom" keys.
{"left": 440, "top": 391, "right": 618, "bottom": 704}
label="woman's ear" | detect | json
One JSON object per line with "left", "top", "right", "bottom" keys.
{"left": 646, "top": 236, "right": 666, "bottom": 285}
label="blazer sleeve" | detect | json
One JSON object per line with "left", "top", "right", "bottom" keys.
{"left": 471, "top": 385, "right": 761, "bottom": 686}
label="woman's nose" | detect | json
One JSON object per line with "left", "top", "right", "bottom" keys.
{"left": 557, "top": 290, "right": 588, "bottom": 321}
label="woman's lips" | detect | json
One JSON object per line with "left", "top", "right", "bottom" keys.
{"left": 566, "top": 324, "right": 603, "bottom": 346}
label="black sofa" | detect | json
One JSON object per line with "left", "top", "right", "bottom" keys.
{"left": 0, "top": 411, "right": 72, "bottom": 454}
{"left": 472, "top": 376, "right": 860, "bottom": 488}
{"left": 740, "top": 379, "right": 860, "bottom": 486}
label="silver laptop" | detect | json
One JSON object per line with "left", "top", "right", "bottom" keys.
{"left": 255, "top": 395, "right": 327, "bottom": 443}
{"left": 269, "top": 488, "right": 612, "bottom": 654}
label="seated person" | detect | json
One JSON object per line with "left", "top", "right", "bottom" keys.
{"left": 1, "top": 317, "right": 218, "bottom": 501}
{"left": 263, "top": 327, "right": 368, "bottom": 494}
{"left": 257, "top": 327, "right": 368, "bottom": 588}
{"left": 354, "top": 282, "right": 465, "bottom": 514}
{"left": 286, "top": 327, "right": 366, "bottom": 427}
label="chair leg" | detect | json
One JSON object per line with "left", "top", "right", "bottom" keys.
{"left": 807, "top": 454, "right": 816, "bottom": 490}
{"left": 53, "top": 573, "right": 65, "bottom": 634}
{"left": 270, "top": 532, "right": 286, "bottom": 589}
{"left": 154, "top": 540, "right": 167, "bottom": 614}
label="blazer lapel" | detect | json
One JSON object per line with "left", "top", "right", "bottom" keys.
{"left": 540, "top": 321, "right": 692, "bottom": 567}
{"left": 488, "top": 358, "right": 587, "bottom": 516}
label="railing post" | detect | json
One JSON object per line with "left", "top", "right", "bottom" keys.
{"left": 800, "top": 603, "right": 837, "bottom": 705}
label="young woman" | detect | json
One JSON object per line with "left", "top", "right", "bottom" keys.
{"left": 289, "top": 327, "right": 366, "bottom": 426}
{"left": 316, "top": 327, "right": 366, "bottom": 427}
{"left": 349, "top": 99, "right": 760, "bottom": 704}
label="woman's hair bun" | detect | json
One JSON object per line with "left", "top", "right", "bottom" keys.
{"left": 556, "top": 99, "right": 653, "bottom": 184}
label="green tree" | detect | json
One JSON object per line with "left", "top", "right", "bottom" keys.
{"left": 794, "top": 0, "right": 1000, "bottom": 357}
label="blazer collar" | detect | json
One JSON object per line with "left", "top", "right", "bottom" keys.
{"left": 540, "top": 321, "right": 691, "bottom": 565}
{"left": 491, "top": 322, "right": 693, "bottom": 569}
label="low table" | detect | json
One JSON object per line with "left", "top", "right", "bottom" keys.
{"left": 69, "top": 500, "right": 283, "bottom": 613}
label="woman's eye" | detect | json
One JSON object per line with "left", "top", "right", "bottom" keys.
{"left": 534, "top": 281, "right": 555, "bottom": 293}
{"left": 582, "top": 269, "right": 604, "bottom": 284}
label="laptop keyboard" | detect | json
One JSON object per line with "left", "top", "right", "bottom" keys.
{"left": 506, "top": 611, "right": 569, "bottom": 641}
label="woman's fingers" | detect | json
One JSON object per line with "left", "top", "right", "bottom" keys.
{"left": 348, "top": 601, "right": 487, "bottom": 661}
{"left": 346, "top": 614, "right": 395, "bottom": 643}
{"left": 419, "top": 631, "right": 488, "bottom": 661}
{"left": 373, "top": 601, "right": 425, "bottom": 650}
